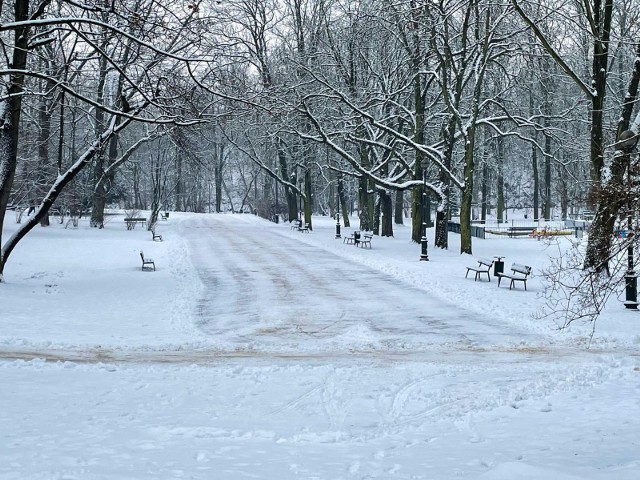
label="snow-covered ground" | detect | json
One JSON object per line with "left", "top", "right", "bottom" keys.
{"left": 1, "top": 212, "right": 638, "bottom": 479}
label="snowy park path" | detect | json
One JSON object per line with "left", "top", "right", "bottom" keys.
{"left": 183, "top": 214, "right": 538, "bottom": 353}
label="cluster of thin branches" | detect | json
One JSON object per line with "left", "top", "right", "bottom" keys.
{"left": 539, "top": 230, "right": 637, "bottom": 343}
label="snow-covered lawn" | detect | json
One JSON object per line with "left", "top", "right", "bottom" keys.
{"left": 1, "top": 213, "right": 638, "bottom": 479}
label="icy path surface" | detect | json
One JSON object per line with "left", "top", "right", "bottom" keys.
{"left": 0, "top": 213, "right": 638, "bottom": 479}
{"left": 183, "top": 215, "right": 535, "bottom": 352}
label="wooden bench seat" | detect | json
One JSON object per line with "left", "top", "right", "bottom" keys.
{"left": 497, "top": 263, "right": 532, "bottom": 290}
{"left": 465, "top": 257, "right": 493, "bottom": 282}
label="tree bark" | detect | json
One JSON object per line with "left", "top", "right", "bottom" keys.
{"left": 338, "top": 177, "right": 350, "bottom": 227}
{"left": 585, "top": 43, "right": 640, "bottom": 271}
{"left": 379, "top": 189, "right": 393, "bottom": 237}
{"left": 0, "top": 0, "right": 33, "bottom": 275}
{"left": 394, "top": 190, "right": 404, "bottom": 225}
{"left": 496, "top": 134, "right": 505, "bottom": 223}
{"left": 304, "top": 168, "right": 312, "bottom": 229}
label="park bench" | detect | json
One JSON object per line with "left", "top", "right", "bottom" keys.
{"left": 139, "top": 251, "right": 156, "bottom": 271}
{"left": 125, "top": 217, "right": 146, "bottom": 230}
{"left": 344, "top": 231, "right": 360, "bottom": 245}
{"left": 358, "top": 233, "right": 373, "bottom": 248}
{"left": 465, "top": 257, "right": 494, "bottom": 282}
{"left": 160, "top": 212, "right": 169, "bottom": 221}
{"left": 151, "top": 227, "right": 163, "bottom": 242}
{"left": 507, "top": 226, "right": 534, "bottom": 238}
{"left": 291, "top": 219, "right": 303, "bottom": 231}
{"left": 298, "top": 223, "right": 310, "bottom": 233}
{"left": 497, "top": 263, "right": 532, "bottom": 290}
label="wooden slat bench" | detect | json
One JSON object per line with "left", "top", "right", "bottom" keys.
{"left": 358, "top": 233, "right": 373, "bottom": 248}
{"left": 497, "top": 263, "right": 532, "bottom": 290}
{"left": 125, "top": 217, "right": 147, "bottom": 230}
{"left": 151, "top": 228, "right": 163, "bottom": 242}
{"left": 344, "top": 231, "right": 360, "bottom": 245}
{"left": 465, "top": 257, "right": 493, "bottom": 282}
{"left": 140, "top": 251, "right": 156, "bottom": 271}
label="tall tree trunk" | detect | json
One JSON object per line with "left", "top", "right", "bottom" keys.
{"left": 175, "top": 149, "right": 183, "bottom": 212}
{"left": 412, "top": 75, "right": 426, "bottom": 243}
{"left": 394, "top": 190, "right": 404, "bottom": 225}
{"left": 544, "top": 131, "right": 552, "bottom": 220}
{"left": 411, "top": 172, "right": 423, "bottom": 243}
{"left": 435, "top": 118, "right": 456, "bottom": 249}
{"left": 368, "top": 177, "right": 376, "bottom": 230}
{"left": 380, "top": 189, "right": 393, "bottom": 237}
{"left": 304, "top": 168, "right": 312, "bottom": 229}
{"left": 277, "top": 139, "right": 298, "bottom": 222}
{"left": 90, "top": 53, "right": 109, "bottom": 228}
{"left": 37, "top": 78, "right": 54, "bottom": 227}
{"left": 0, "top": 0, "right": 30, "bottom": 283}
{"left": 358, "top": 141, "right": 371, "bottom": 231}
{"left": 459, "top": 6, "right": 491, "bottom": 255}
{"left": 338, "top": 177, "right": 350, "bottom": 227}
{"left": 459, "top": 140, "right": 476, "bottom": 255}
{"left": 481, "top": 141, "right": 489, "bottom": 223}
{"left": 532, "top": 143, "right": 539, "bottom": 222}
{"left": 358, "top": 175, "right": 370, "bottom": 231}
{"left": 558, "top": 160, "right": 569, "bottom": 221}
{"left": 92, "top": 134, "right": 117, "bottom": 228}
{"left": 0, "top": 0, "right": 31, "bottom": 282}
{"left": 133, "top": 164, "right": 143, "bottom": 210}
{"left": 529, "top": 77, "right": 540, "bottom": 222}
{"left": 373, "top": 196, "right": 381, "bottom": 235}
{"left": 540, "top": 55, "right": 553, "bottom": 221}
{"left": 215, "top": 163, "right": 222, "bottom": 213}
{"left": 496, "top": 134, "right": 505, "bottom": 223}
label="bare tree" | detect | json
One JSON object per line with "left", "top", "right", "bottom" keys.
{"left": 0, "top": 0, "right": 215, "bottom": 281}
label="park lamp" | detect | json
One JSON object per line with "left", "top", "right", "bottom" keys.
{"left": 420, "top": 158, "right": 429, "bottom": 261}
{"left": 617, "top": 130, "right": 640, "bottom": 309}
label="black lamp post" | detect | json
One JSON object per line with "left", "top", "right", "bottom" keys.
{"left": 420, "top": 161, "right": 429, "bottom": 261}
{"left": 617, "top": 130, "right": 639, "bottom": 309}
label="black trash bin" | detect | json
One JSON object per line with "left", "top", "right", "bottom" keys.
{"left": 493, "top": 256, "right": 505, "bottom": 277}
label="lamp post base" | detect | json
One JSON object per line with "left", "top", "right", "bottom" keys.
{"left": 420, "top": 235, "right": 429, "bottom": 261}
{"left": 625, "top": 271, "right": 638, "bottom": 309}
